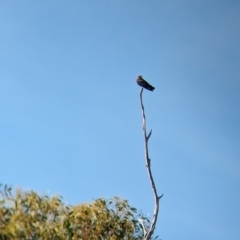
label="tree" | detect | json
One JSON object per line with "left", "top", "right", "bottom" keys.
{"left": 0, "top": 183, "right": 153, "bottom": 239}
{"left": 0, "top": 82, "right": 163, "bottom": 240}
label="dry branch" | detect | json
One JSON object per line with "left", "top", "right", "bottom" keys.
{"left": 139, "top": 88, "right": 163, "bottom": 240}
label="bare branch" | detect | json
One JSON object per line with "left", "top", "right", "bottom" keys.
{"left": 139, "top": 218, "right": 147, "bottom": 237}
{"left": 147, "top": 129, "right": 152, "bottom": 140}
{"left": 139, "top": 88, "right": 163, "bottom": 240}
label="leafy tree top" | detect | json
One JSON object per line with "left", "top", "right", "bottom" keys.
{"left": 0, "top": 184, "right": 154, "bottom": 240}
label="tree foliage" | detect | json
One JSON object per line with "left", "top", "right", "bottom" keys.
{"left": 0, "top": 183, "right": 153, "bottom": 240}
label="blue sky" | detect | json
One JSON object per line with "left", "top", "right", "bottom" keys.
{"left": 0, "top": 1, "right": 240, "bottom": 239}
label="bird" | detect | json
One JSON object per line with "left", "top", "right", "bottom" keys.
{"left": 136, "top": 75, "right": 155, "bottom": 91}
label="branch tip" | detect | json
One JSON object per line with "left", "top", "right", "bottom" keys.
{"left": 147, "top": 129, "right": 152, "bottom": 140}
{"left": 158, "top": 194, "right": 164, "bottom": 199}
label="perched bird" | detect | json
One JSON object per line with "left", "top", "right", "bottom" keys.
{"left": 136, "top": 75, "right": 155, "bottom": 91}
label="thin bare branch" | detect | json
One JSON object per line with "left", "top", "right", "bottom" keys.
{"left": 147, "top": 129, "right": 152, "bottom": 140}
{"left": 139, "top": 218, "right": 147, "bottom": 237}
{"left": 139, "top": 88, "right": 163, "bottom": 240}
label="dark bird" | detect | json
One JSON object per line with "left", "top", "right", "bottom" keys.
{"left": 136, "top": 75, "right": 155, "bottom": 91}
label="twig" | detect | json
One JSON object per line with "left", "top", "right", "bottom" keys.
{"left": 139, "top": 88, "right": 163, "bottom": 240}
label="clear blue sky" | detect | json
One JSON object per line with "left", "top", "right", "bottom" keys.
{"left": 1, "top": 1, "right": 240, "bottom": 239}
